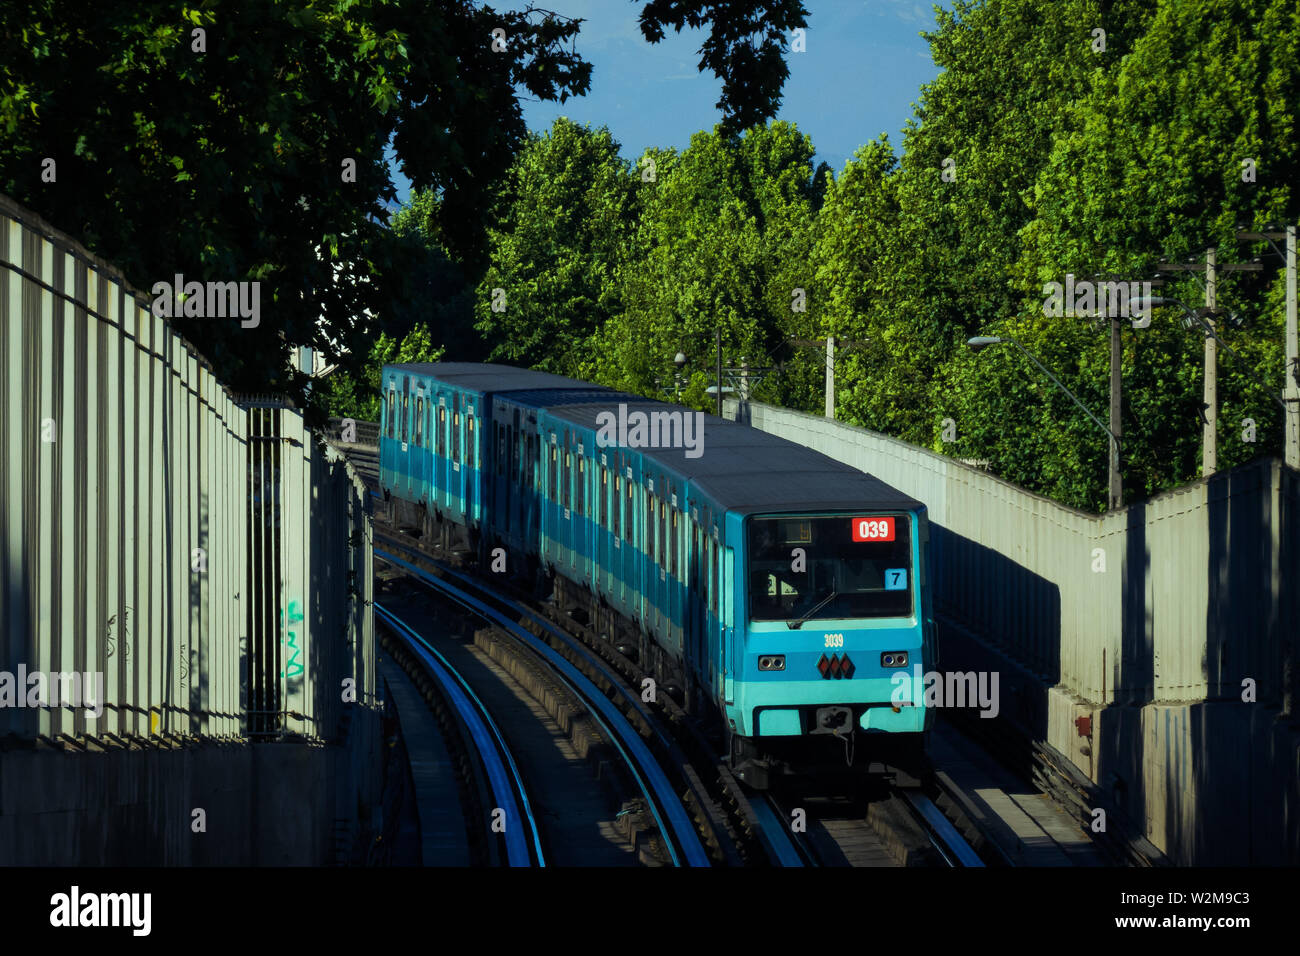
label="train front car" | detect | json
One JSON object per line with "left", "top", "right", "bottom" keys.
{"left": 725, "top": 505, "right": 935, "bottom": 789}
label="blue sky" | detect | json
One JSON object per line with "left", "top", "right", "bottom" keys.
{"left": 388, "top": 0, "right": 947, "bottom": 205}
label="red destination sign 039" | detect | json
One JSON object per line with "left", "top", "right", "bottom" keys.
{"left": 851, "top": 516, "right": 895, "bottom": 542}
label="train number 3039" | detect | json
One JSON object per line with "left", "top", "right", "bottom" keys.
{"left": 824, "top": 633, "right": 844, "bottom": 648}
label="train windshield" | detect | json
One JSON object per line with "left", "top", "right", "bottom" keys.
{"left": 747, "top": 515, "right": 913, "bottom": 623}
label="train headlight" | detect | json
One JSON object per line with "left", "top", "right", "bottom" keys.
{"left": 758, "top": 655, "right": 786, "bottom": 671}
{"left": 881, "top": 652, "right": 908, "bottom": 668}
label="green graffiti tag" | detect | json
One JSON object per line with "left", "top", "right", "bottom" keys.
{"left": 280, "top": 600, "right": 304, "bottom": 679}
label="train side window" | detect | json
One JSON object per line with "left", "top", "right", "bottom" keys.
{"left": 647, "top": 490, "right": 655, "bottom": 560}
{"left": 625, "top": 477, "right": 633, "bottom": 541}
{"left": 722, "top": 547, "right": 735, "bottom": 628}
{"left": 401, "top": 392, "right": 409, "bottom": 442}
{"left": 415, "top": 396, "right": 424, "bottom": 445}
{"left": 577, "top": 456, "right": 585, "bottom": 514}
{"left": 563, "top": 451, "right": 571, "bottom": 509}
{"left": 710, "top": 540, "right": 718, "bottom": 613}
{"left": 453, "top": 396, "right": 461, "bottom": 462}
{"left": 549, "top": 443, "right": 557, "bottom": 499}
{"left": 670, "top": 508, "right": 678, "bottom": 576}
{"left": 435, "top": 406, "right": 444, "bottom": 456}
{"left": 660, "top": 502, "right": 670, "bottom": 567}
{"left": 467, "top": 413, "right": 475, "bottom": 467}
{"left": 613, "top": 473, "right": 620, "bottom": 536}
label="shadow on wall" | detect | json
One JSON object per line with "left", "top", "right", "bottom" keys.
{"left": 929, "top": 527, "right": 1060, "bottom": 761}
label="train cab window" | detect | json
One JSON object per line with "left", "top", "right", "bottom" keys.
{"left": 748, "top": 515, "right": 913, "bottom": 622}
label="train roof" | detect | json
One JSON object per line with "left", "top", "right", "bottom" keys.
{"left": 391, "top": 363, "right": 923, "bottom": 516}
{"left": 388, "top": 362, "right": 605, "bottom": 395}
{"left": 549, "top": 399, "right": 922, "bottom": 515}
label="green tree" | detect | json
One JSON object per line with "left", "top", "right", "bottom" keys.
{"left": 0, "top": 0, "right": 806, "bottom": 410}
{"left": 588, "top": 122, "right": 821, "bottom": 403}
{"left": 474, "top": 118, "right": 637, "bottom": 376}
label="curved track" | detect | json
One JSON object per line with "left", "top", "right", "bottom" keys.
{"left": 375, "top": 546, "right": 713, "bottom": 868}
{"left": 375, "top": 602, "right": 545, "bottom": 866}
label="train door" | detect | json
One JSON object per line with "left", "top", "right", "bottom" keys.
{"left": 690, "top": 518, "right": 703, "bottom": 674}
{"left": 381, "top": 377, "right": 396, "bottom": 490}
{"left": 400, "top": 375, "right": 412, "bottom": 500}
{"left": 450, "top": 393, "right": 462, "bottom": 520}
{"left": 413, "top": 383, "right": 427, "bottom": 507}
{"left": 466, "top": 399, "right": 477, "bottom": 525}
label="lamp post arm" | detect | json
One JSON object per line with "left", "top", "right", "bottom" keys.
{"left": 1004, "top": 334, "right": 1122, "bottom": 449}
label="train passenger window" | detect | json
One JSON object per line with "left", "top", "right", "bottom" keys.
{"left": 670, "top": 509, "right": 678, "bottom": 576}
{"left": 647, "top": 491, "right": 656, "bottom": 560}
{"left": 467, "top": 413, "right": 475, "bottom": 467}
{"left": 550, "top": 444, "right": 557, "bottom": 498}
{"left": 415, "top": 396, "right": 424, "bottom": 445}
{"left": 453, "top": 402, "right": 460, "bottom": 462}
{"left": 612, "top": 473, "right": 620, "bottom": 536}
{"left": 386, "top": 389, "right": 395, "bottom": 438}
{"left": 577, "top": 456, "right": 585, "bottom": 514}
{"left": 402, "top": 392, "right": 409, "bottom": 442}
{"left": 563, "top": 451, "right": 571, "bottom": 509}
{"left": 660, "top": 499, "right": 668, "bottom": 570}
{"left": 600, "top": 466, "right": 608, "bottom": 528}
{"left": 625, "top": 479, "right": 633, "bottom": 541}
{"left": 436, "top": 406, "right": 445, "bottom": 455}
{"left": 712, "top": 541, "right": 720, "bottom": 613}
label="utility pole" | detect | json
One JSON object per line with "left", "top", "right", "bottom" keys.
{"left": 1288, "top": 225, "right": 1299, "bottom": 469}
{"left": 1108, "top": 310, "right": 1123, "bottom": 509}
{"left": 825, "top": 335, "right": 835, "bottom": 418}
{"left": 715, "top": 328, "right": 723, "bottom": 417}
{"left": 1205, "top": 247, "right": 1217, "bottom": 475}
{"left": 1157, "top": 251, "right": 1261, "bottom": 477}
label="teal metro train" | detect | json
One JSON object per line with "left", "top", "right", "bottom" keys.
{"left": 379, "top": 363, "right": 935, "bottom": 787}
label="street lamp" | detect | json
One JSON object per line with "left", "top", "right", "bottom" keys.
{"left": 968, "top": 334, "right": 1123, "bottom": 510}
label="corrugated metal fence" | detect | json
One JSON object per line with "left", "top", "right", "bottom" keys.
{"left": 729, "top": 400, "right": 1299, "bottom": 714}
{"left": 0, "top": 194, "right": 374, "bottom": 746}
